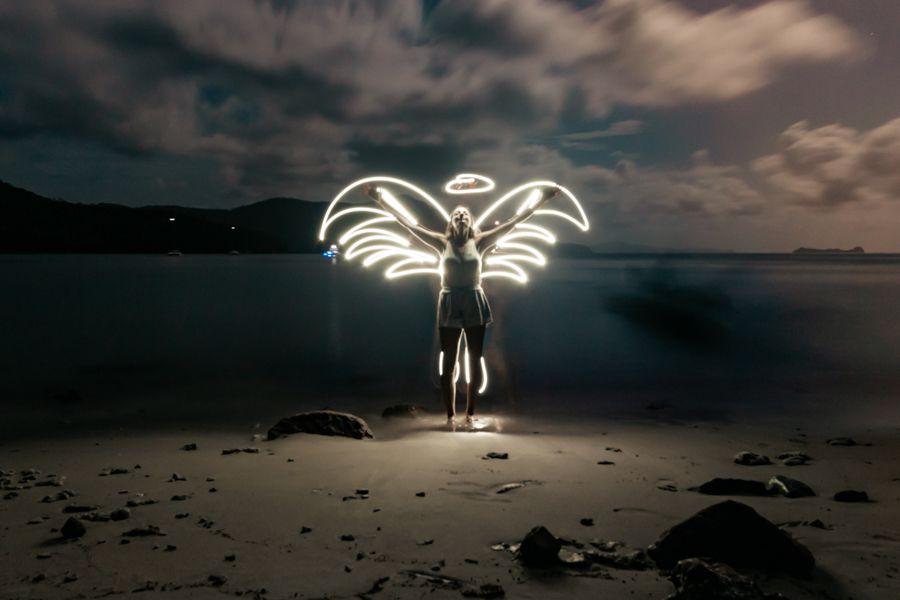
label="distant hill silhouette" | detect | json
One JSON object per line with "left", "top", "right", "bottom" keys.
{"left": 793, "top": 246, "right": 864, "bottom": 254}
{"left": 0, "top": 180, "right": 327, "bottom": 253}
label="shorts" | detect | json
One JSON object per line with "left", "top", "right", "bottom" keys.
{"left": 437, "top": 286, "right": 493, "bottom": 329}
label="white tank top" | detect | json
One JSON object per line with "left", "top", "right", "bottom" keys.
{"left": 441, "top": 239, "right": 481, "bottom": 289}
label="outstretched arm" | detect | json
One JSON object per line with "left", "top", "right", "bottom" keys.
{"left": 476, "top": 186, "right": 559, "bottom": 252}
{"left": 362, "top": 184, "right": 446, "bottom": 253}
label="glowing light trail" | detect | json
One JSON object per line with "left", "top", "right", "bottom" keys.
{"left": 378, "top": 188, "right": 419, "bottom": 225}
{"left": 475, "top": 181, "right": 589, "bottom": 232}
{"left": 319, "top": 175, "right": 451, "bottom": 241}
{"left": 479, "top": 357, "right": 488, "bottom": 394}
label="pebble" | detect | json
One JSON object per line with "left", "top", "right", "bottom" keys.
{"left": 834, "top": 489, "right": 869, "bottom": 502}
{"left": 61, "top": 517, "right": 86, "bottom": 539}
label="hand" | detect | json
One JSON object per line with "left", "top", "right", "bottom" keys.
{"left": 362, "top": 183, "right": 380, "bottom": 201}
{"left": 539, "top": 185, "right": 560, "bottom": 205}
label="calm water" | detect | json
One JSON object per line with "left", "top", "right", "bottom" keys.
{"left": 2, "top": 254, "right": 900, "bottom": 424}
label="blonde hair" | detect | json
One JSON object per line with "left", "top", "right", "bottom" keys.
{"left": 445, "top": 206, "right": 479, "bottom": 240}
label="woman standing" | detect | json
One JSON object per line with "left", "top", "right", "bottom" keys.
{"left": 364, "top": 183, "right": 559, "bottom": 427}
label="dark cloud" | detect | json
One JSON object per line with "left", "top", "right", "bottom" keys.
{"left": 0, "top": 0, "right": 883, "bottom": 252}
{"left": 345, "top": 139, "right": 467, "bottom": 183}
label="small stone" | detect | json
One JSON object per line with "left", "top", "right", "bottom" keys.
{"left": 605, "top": 447, "right": 622, "bottom": 453}
{"left": 126, "top": 498, "right": 157, "bottom": 508}
{"left": 268, "top": 410, "right": 374, "bottom": 440}
{"left": 181, "top": 443, "right": 197, "bottom": 451}
{"left": 733, "top": 451, "right": 771, "bottom": 466}
{"left": 169, "top": 473, "right": 187, "bottom": 482}
{"left": 102, "top": 467, "right": 130, "bottom": 476}
{"left": 163, "top": 544, "right": 177, "bottom": 552}
{"left": 461, "top": 583, "right": 506, "bottom": 598}
{"left": 355, "top": 488, "right": 369, "bottom": 495}
{"left": 834, "top": 489, "right": 869, "bottom": 502}
{"left": 61, "top": 517, "right": 86, "bottom": 539}
{"left": 518, "top": 526, "right": 561, "bottom": 567}
{"left": 224, "top": 554, "right": 236, "bottom": 562}
{"left": 415, "top": 491, "right": 426, "bottom": 497}
{"left": 778, "top": 451, "right": 813, "bottom": 466}
{"left": 580, "top": 518, "right": 594, "bottom": 527}
{"left": 826, "top": 437, "right": 859, "bottom": 446}
{"left": 62, "top": 504, "right": 99, "bottom": 513}
{"left": 692, "top": 478, "right": 770, "bottom": 496}
{"left": 171, "top": 494, "right": 190, "bottom": 502}
{"left": 122, "top": 525, "right": 166, "bottom": 537}
{"left": 221, "top": 449, "right": 240, "bottom": 455}
{"left": 417, "top": 539, "right": 434, "bottom": 546}
{"left": 668, "top": 558, "right": 770, "bottom": 599}
{"left": 767, "top": 475, "right": 815, "bottom": 498}
{"left": 300, "top": 526, "right": 312, "bottom": 534}
{"left": 596, "top": 460, "right": 615, "bottom": 465}
{"left": 484, "top": 452, "right": 508, "bottom": 460}
{"left": 657, "top": 483, "right": 678, "bottom": 492}
{"left": 207, "top": 575, "right": 227, "bottom": 587}
{"left": 175, "top": 513, "right": 190, "bottom": 519}
{"left": 340, "top": 534, "right": 355, "bottom": 542}
{"left": 110, "top": 508, "right": 131, "bottom": 521}
{"left": 242, "top": 447, "right": 259, "bottom": 454}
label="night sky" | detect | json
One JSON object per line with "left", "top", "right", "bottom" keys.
{"left": 1, "top": 0, "right": 899, "bottom": 251}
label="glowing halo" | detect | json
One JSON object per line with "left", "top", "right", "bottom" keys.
{"left": 444, "top": 173, "right": 496, "bottom": 195}
{"left": 479, "top": 357, "right": 488, "bottom": 394}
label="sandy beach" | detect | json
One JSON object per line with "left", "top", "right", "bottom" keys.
{"left": 2, "top": 402, "right": 898, "bottom": 600}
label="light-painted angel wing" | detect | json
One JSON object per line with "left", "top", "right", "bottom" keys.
{"left": 318, "top": 177, "right": 450, "bottom": 279}
{"left": 475, "top": 181, "right": 589, "bottom": 283}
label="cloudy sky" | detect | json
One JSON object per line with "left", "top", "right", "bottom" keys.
{"left": 1, "top": 0, "right": 899, "bottom": 251}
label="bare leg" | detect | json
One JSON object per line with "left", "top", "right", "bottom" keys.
{"left": 463, "top": 325, "right": 486, "bottom": 417}
{"left": 439, "top": 327, "right": 463, "bottom": 419}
